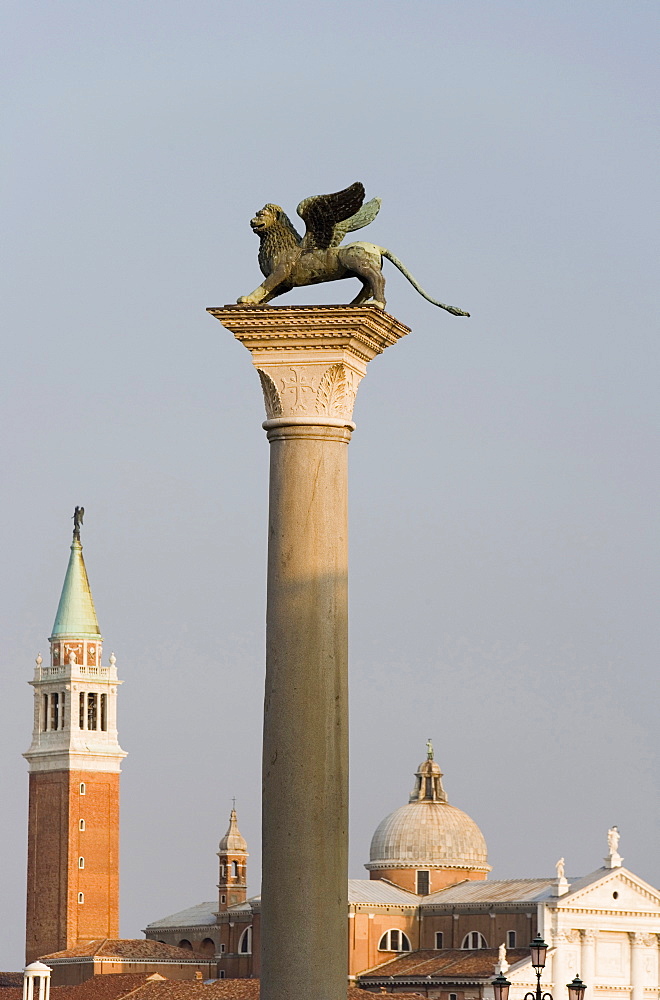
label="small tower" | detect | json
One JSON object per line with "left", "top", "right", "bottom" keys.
{"left": 24, "top": 512, "right": 126, "bottom": 962}
{"left": 217, "top": 807, "right": 248, "bottom": 911}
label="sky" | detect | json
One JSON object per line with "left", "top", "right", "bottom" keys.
{"left": 1, "top": 0, "right": 659, "bottom": 972}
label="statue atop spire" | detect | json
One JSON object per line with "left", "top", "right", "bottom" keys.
{"left": 426, "top": 738, "right": 434, "bottom": 760}
{"left": 72, "top": 506, "right": 85, "bottom": 541}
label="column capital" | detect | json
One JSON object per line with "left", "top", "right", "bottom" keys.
{"left": 208, "top": 305, "right": 409, "bottom": 423}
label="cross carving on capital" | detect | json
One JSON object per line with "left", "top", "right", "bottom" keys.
{"left": 280, "top": 367, "right": 316, "bottom": 408}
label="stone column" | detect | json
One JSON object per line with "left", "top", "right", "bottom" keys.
{"left": 580, "top": 930, "right": 596, "bottom": 989}
{"left": 209, "top": 305, "right": 409, "bottom": 1000}
{"left": 630, "top": 932, "right": 649, "bottom": 1000}
{"left": 552, "top": 931, "right": 570, "bottom": 1000}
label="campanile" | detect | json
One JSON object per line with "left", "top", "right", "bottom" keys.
{"left": 24, "top": 513, "right": 126, "bottom": 963}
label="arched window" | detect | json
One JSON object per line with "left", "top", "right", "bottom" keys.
{"left": 221, "top": 894, "right": 226, "bottom": 904}
{"left": 200, "top": 938, "right": 216, "bottom": 956}
{"left": 239, "top": 926, "right": 252, "bottom": 954}
{"left": 435, "top": 931, "right": 444, "bottom": 949}
{"left": 178, "top": 939, "right": 192, "bottom": 951}
{"left": 449, "top": 993, "right": 458, "bottom": 1000}
{"left": 79, "top": 819, "right": 85, "bottom": 831}
{"left": 378, "top": 929, "right": 411, "bottom": 952}
{"left": 507, "top": 930, "right": 516, "bottom": 948}
{"left": 79, "top": 782, "right": 86, "bottom": 795}
{"left": 78, "top": 892, "right": 84, "bottom": 904}
{"left": 461, "top": 931, "right": 488, "bottom": 949}
{"left": 231, "top": 861, "right": 239, "bottom": 878}
{"left": 78, "top": 857, "right": 85, "bottom": 869}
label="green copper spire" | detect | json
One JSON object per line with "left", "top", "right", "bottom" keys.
{"left": 50, "top": 511, "right": 101, "bottom": 639}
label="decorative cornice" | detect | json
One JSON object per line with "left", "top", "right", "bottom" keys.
{"left": 208, "top": 304, "right": 409, "bottom": 423}
{"left": 367, "top": 861, "right": 492, "bottom": 872}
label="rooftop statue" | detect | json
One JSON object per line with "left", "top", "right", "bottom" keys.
{"left": 237, "top": 182, "right": 470, "bottom": 316}
{"left": 72, "top": 506, "right": 84, "bottom": 541}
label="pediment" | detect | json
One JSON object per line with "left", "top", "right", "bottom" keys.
{"left": 561, "top": 869, "right": 660, "bottom": 912}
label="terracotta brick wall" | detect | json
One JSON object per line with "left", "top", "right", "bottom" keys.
{"left": 26, "top": 769, "right": 120, "bottom": 962}
{"left": 369, "top": 868, "right": 488, "bottom": 894}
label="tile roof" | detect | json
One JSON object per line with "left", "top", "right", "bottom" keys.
{"left": 360, "top": 948, "right": 530, "bottom": 980}
{"left": 122, "top": 983, "right": 424, "bottom": 1000}
{"left": 0, "top": 973, "right": 22, "bottom": 987}
{"left": 422, "top": 868, "right": 612, "bottom": 905}
{"left": 0, "top": 979, "right": 424, "bottom": 1000}
{"left": 0, "top": 974, "right": 150, "bottom": 1000}
{"left": 146, "top": 903, "right": 218, "bottom": 929}
{"left": 41, "top": 940, "right": 211, "bottom": 961}
{"left": 423, "top": 877, "right": 558, "bottom": 904}
{"left": 347, "top": 879, "right": 419, "bottom": 905}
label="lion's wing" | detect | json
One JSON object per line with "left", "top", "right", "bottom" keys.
{"left": 297, "top": 182, "right": 365, "bottom": 251}
{"left": 329, "top": 197, "right": 382, "bottom": 247}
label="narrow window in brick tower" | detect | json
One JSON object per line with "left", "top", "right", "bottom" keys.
{"left": 78, "top": 893, "right": 84, "bottom": 904}
{"left": 43, "top": 694, "right": 49, "bottom": 731}
{"left": 87, "top": 693, "right": 97, "bottom": 730}
{"left": 78, "top": 857, "right": 85, "bottom": 869}
{"left": 79, "top": 819, "right": 85, "bottom": 831}
{"left": 60, "top": 692, "right": 65, "bottom": 729}
{"left": 100, "top": 693, "right": 107, "bottom": 731}
{"left": 231, "top": 861, "right": 239, "bottom": 878}
{"left": 79, "top": 692, "right": 85, "bottom": 728}
{"left": 79, "top": 782, "right": 86, "bottom": 795}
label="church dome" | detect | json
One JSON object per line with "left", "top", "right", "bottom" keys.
{"left": 219, "top": 808, "right": 248, "bottom": 854}
{"left": 366, "top": 745, "right": 489, "bottom": 873}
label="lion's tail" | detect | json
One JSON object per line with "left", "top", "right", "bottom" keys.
{"left": 380, "top": 248, "right": 470, "bottom": 317}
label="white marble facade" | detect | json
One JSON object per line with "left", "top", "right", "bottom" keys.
{"left": 507, "top": 868, "right": 660, "bottom": 1000}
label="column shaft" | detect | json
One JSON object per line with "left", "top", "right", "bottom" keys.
{"left": 210, "top": 304, "right": 410, "bottom": 1000}
{"left": 261, "top": 422, "right": 350, "bottom": 1000}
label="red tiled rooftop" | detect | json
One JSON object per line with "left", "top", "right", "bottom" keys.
{"left": 0, "top": 973, "right": 150, "bottom": 1000}
{"left": 41, "top": 940, "right": 210, "bottom": 962}
{"left": 360, "top": 948, "right": 530, "bottom": 979}
{"left": 0, "top": 979, "right": 423, "bottom": 1000}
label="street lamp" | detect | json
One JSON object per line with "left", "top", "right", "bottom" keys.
{"left": 492, "top": 937, "right": 588, "bottom": 1000}
{"left": 493, "top": 972, "right": 511, "bottom": 1000}
{"left": 566, "top": 976, "right": 587, "bottom": 1000}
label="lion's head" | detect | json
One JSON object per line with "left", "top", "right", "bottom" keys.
{"left": 251, "top": 204, "right": 300, "bottom": 242}
{"left": 251, "top": 204, "right": 301, "bottom": 276}
{"left": 250, "top": 204, "right": 285, "bottom": 233}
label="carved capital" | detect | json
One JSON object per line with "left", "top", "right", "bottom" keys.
{"left": 630, "top": 932, "right": 648, "bottom": 947}
{"left": 208, "top": 305, "right": 409, "bottom": 424}
{"left": 581, "top": 929, "right": 597, "bottom": 944}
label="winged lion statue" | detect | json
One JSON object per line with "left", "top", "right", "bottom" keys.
{"left": 237, "top": 182, "right": 469, "bottom": 316}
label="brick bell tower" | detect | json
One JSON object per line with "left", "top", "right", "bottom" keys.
{"left": 24, "top": 509, "right": 126, "bottom": 963}
{"left": 217, "top": 806, "right": 248, "bottom": 912}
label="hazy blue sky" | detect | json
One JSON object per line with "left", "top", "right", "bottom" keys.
{"left": 2, "top": 0, "right": 658, "bottom": 971}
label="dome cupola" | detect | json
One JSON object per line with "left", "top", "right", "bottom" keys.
{"left": 366, "top": 742, "right": 490, "bottom": 895}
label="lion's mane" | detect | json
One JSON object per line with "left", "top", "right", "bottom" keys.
{"left": 257, "top": 205, "right": 301, "bottom": 277}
